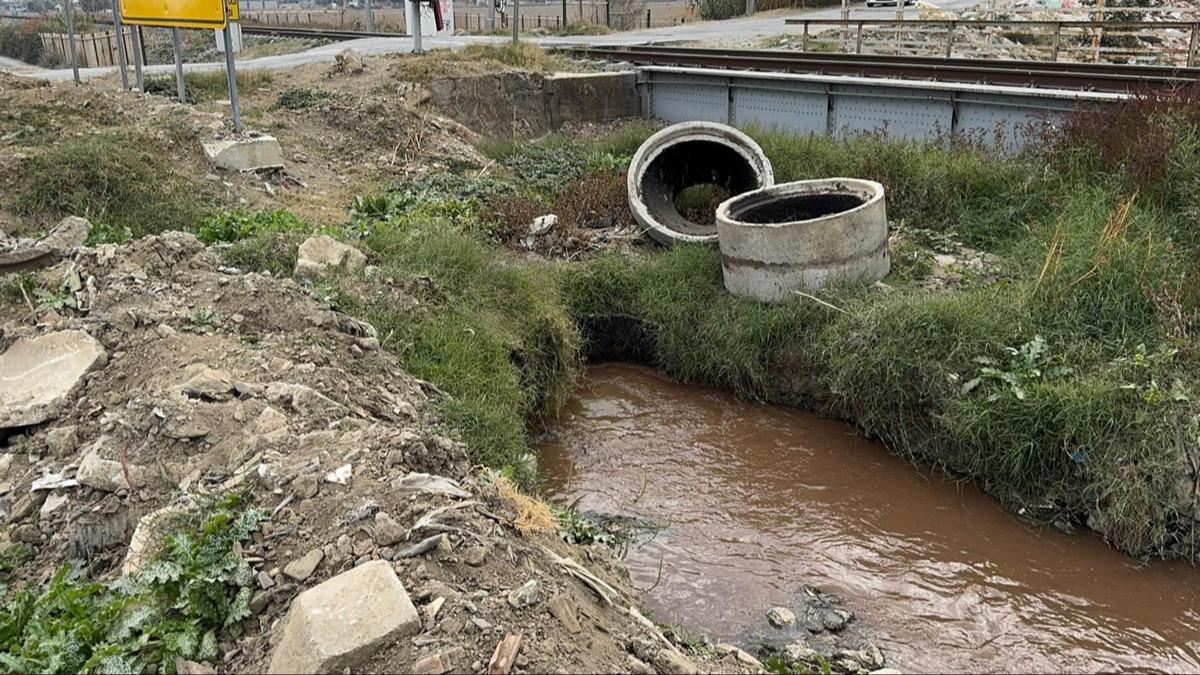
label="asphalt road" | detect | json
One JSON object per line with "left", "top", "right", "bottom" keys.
{"left": 4, "top": 0, "right": 985, "bottom": 81}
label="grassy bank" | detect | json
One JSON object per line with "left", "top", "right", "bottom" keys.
{"left": 180, "top": 92, "right": 1200, "bottom": 558}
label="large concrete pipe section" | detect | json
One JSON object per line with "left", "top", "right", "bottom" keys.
{"left": 716, "top": 178, "right": 890, "bottom": 301}
{"left": 628, "top": 122, "right": 774, "bottom": 246}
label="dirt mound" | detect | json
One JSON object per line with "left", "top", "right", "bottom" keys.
{"left": 0, "top": 230, "right": 762, "bottom": 673}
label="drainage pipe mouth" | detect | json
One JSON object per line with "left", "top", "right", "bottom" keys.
{"left": 716, "top": 178, "right": 890, "bottom": 301}
{"left": 627, "top": 122, "right": 774, "bottom": 246}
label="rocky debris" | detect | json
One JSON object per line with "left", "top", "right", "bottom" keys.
{"left": 201, "top": 135, "right": 286, "bottom": 172}
{"left": 546, "top": 594, "right": 582, "bottom": 634}
{"left": 293, "top": 234, "right": 367, "bottom": 279}
{"left": 529, "top": 214, "right": 558, "bottom": 236}
{"left": 283, "top": 548, "right": 325, "bottom": 582}
{"left": 0, "top": 216, "right": 91, "bottom": 272}
{"left": 373, "top": 511, "right": 406, "bottom": 547}
{"left": 506, "top": 579, "right": 540, "bottom": 608}
{"left": 268, "top": 560, "right": 421, "bottom": 673}
{"left": 333, "top": 48, "right": 366, "bottom": 75}
{"left": 44, "top": 425, "right": 77, "bottom": 456}
{"left": 768, "top": 606, "right": 797, "bottom": 628}
{"left": 0, "top": 330, "right": 106, "bottom": 428}
{"left": 412, "top": 646, "right": 466, "bottom": 674}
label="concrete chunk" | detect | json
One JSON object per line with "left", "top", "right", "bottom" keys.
{"left": 294, "top": 235, "right": 366, "bottom": 279}
{"left": 0, "top": 330, "right": 105, "bottom": 428}
{"left": 201, "top": 135, "right": 285, "bottom": 172}
{"left": 268, "top": 560, "right": 421, "bottom": 674}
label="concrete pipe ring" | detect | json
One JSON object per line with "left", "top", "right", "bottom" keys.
{"left": 716, "top": 178, "right": 891, "bottom": 302}
{"left": 627, "top": 122, "right": 775, "bottom": 246}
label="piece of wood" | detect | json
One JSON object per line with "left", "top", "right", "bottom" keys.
{"left": 487, "top": 634, "right": 523, "bottom": 675}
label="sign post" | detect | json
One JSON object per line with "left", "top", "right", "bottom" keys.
{"left": 171, "top": 27, "right": 187, "bottom": 102}
{"left": 365, "top": 0, "right": 373, "bottom": 32}
{"left": 132, "top": 26, "right": 144, "bottom": 91}
{"left": 63, "top": 0, "right": 80, "bottom": 84}
{"left": 119, "top": 0, "right": 241, "bottom": 130}
{"left": 110, "top": 0, "right": 129, "bottom": 89}
{"left": 512, "top": 0, "right": 519, "bottom": 43}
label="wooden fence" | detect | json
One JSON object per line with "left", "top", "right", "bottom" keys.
{"left": 39, "top": 29, "right": 134, "bottom": 68}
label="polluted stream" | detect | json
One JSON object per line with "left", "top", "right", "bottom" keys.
{"left": 537, "top": 363, "right": 1200, "bottom": 673}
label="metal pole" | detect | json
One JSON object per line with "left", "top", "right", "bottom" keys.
{"left": 171, "top": 27, "right": 187, "bottom": 103}
{"left": 222, "top": 24, "right": 242, "bottom": 133}
{"left": 512, "top": 0, "right": 518, "bottom": 42}
{"left": 945, "top": 20, "right": 955, "bottom": 58}
{"left": 488, "top": 0, "right": 495, "bottom": 31}
{"left": 604, "top": 0, "right": 609, "bottom": 28}
{"left": 840, "top": 0, "right": 848, "bottom": 52}
{"left": 410, "top": 0, "right": 423, "bottom": 52}
{"left": 802, "top": 20, "right": 809, "bottom": 51}
{"left": 560, "top": 0, "right": 566, "bottom": 27}
{"left": 110, "top": 0, "right": 129, "bottom": 89}
{"left": 855, "top": 20, "right": 863, "bottom": 53}
{"left": 63, "top": 0, "right": 80, "bottom": 84}
{"left": 1190, "top": 22, "right": 1198, "bottom": 67}
{"left": 1051, "top": 21, "right": 1062, "bottom": 62}
{"left": 365, "top": 0, "right": 373, "bottom": 32}
{"left": 132, "top": 24, "right": 144, "bottom": 91}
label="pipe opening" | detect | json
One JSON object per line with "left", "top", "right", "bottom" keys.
{"left": 641, "top": 140, "right": 765, "bottom": 237}
{"left": 734, "top": 193, "right": 867, "bottom": 225}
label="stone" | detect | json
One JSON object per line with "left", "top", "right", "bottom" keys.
{"left": 784, "top": 642, "right": 819, "bottom": 663}
{"left": 250, "top": 406, "right": 289, "bottom": 442}
{"left": 249, "top": 590, "right": 273, "bottom": 614}
{"left": 820, "top": 607, "right": 852, "bottom": 632}
{"left": 412, "top": 646, "right": 466, "bottom": 674}
{"left": 626, "top": 656, "right": 655, "bottom": 675}
{"left": 334, "top": 47, "right": 365, "bottom": 74}
{"left": 45, "top": 425, "right": 77, "bottom": 456}
{"left": 529, "top": 214, "right": 557, "bottom": 236}
{"left": 177, "top": 364, "right": 236, "bottom": 401}
{"left": 767, "top": 606, "right": 796, "bottom": 628}
{"left": 267, "top": 560, "right": 421, "bottom": 674}
{"left": 293, "top": 474, "right": 320, "bottom": 500}
{"left": 715, "top": 643, "right": 763, "bottom": 669}
{"left": 546, "top": 594, "right": 581, "bottom": 634}
{"left": 506, "top": 579, "right": 539, "bottom": 608}
{"left": 654, "top": 649, "right": 698, "bottom": 675}
{"left": 39, "top": 491, "right": 68, "bottom": 517}
{"left": 0, "top": 331, "right": 106, "bottom": 428}
{"left": 424, "top": 595, "right": 446, "bottom": 625}
{"left": 40, "top": 216, "right": 90, "bottom": 252}
{"left": 174, "top": 657, "right": 217, "bottom": 674}
{"left": 283, "top": 548, "right": 325, "bottom": 582}
{"left": 462, "top": 544, "right": 488, "bottom": 567}
{"left": 374, "top": 511, "right": 405, "bottom": 547}
{"left": 294, "top": 235, "right": 367, "bottom": 279}
{"left": 77, "top": 450, "right": 130, "bottom": 493}
{"left": 257, "top": 571, "right": 276, "bottom": 589}
{"left": 201, "top": 135, "right": 285, "bottom": 172}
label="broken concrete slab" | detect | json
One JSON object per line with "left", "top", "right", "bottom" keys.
{"left": 0, "top": 330, "right": 106, "bottom": 429}
{"left": 268, "top": 560, "right": 421, "bottom": 674}
{"left": 294, "top": 235, "right": 367, "bottom": 279}
{"left": 0, "top": 216, "right": 91, "bottom": 273}
{"left": 201, "top": 135, "right": 285, "bottom": 172}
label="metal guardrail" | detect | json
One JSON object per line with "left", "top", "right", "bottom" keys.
{"left": 781, "top": 18, "right": 1200, "bottom": 66}
{"left": 636, "top": 64, "right": 1123, "bottom": 152}
{"left": 573, "top": 45, "right": 1200, "bottom": 93}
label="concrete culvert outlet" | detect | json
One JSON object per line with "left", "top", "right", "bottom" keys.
{"left": 628, "top": 122, "right": 774, "bottom": 246}
{"left": 717, "top": 178, "right": 890, "bottom": 301}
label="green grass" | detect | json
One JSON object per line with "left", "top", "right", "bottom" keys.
{"left": 203, "top": 115, "right": 1200, "bottom": 558}
{"left": 144, "top": 70, "right": 274, "bottom": 104}
{"left": 10, "top": 130, "right": 213, "bottom": 242}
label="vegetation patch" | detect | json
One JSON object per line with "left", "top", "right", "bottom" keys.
{"left": 0, "top": 494, "right": 262, "bottom": 673}
{"left": 391, "top": 43, "right": 585, "bottom": 81}
{"left": 10, "top": 129, "right": 213, "bottom": 242}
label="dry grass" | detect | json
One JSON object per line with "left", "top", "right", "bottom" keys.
{"left": 495, "top": 476, "right": 556, "bottom": 535}
{"left": 389, "top": 43, "right": 583, "bottom": 81}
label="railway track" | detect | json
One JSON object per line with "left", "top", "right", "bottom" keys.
{"left": 568, "top": 44, "right": 1200, "bottom": 93}
{"left": 236, "top": 25, "right": 408, "bottom": 40}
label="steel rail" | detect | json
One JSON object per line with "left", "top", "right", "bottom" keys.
{"left": 569, "top": 44, "right": 1200, "bottom": 92}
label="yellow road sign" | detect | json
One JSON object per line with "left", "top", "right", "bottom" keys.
{"left": 119, "top": 0, "right": 229, "bottom": 29}
{"left": 227, "top": 0, "right": 239, "bottom": 21}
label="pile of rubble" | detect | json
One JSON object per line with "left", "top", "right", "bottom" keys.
{"left": 0, "top": 219, "right": 765, "bottom": 673}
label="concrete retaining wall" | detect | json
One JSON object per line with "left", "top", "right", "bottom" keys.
{"left": 429, "top": 71, "right": 640, "bottom": 138}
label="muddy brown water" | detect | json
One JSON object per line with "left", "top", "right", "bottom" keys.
{"left": 537, "top": 363, "right": 1200, "bottom": 673}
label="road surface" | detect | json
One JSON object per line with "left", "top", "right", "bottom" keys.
{"left": 4, "top": 0, "right": 985, "bottom": 81}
